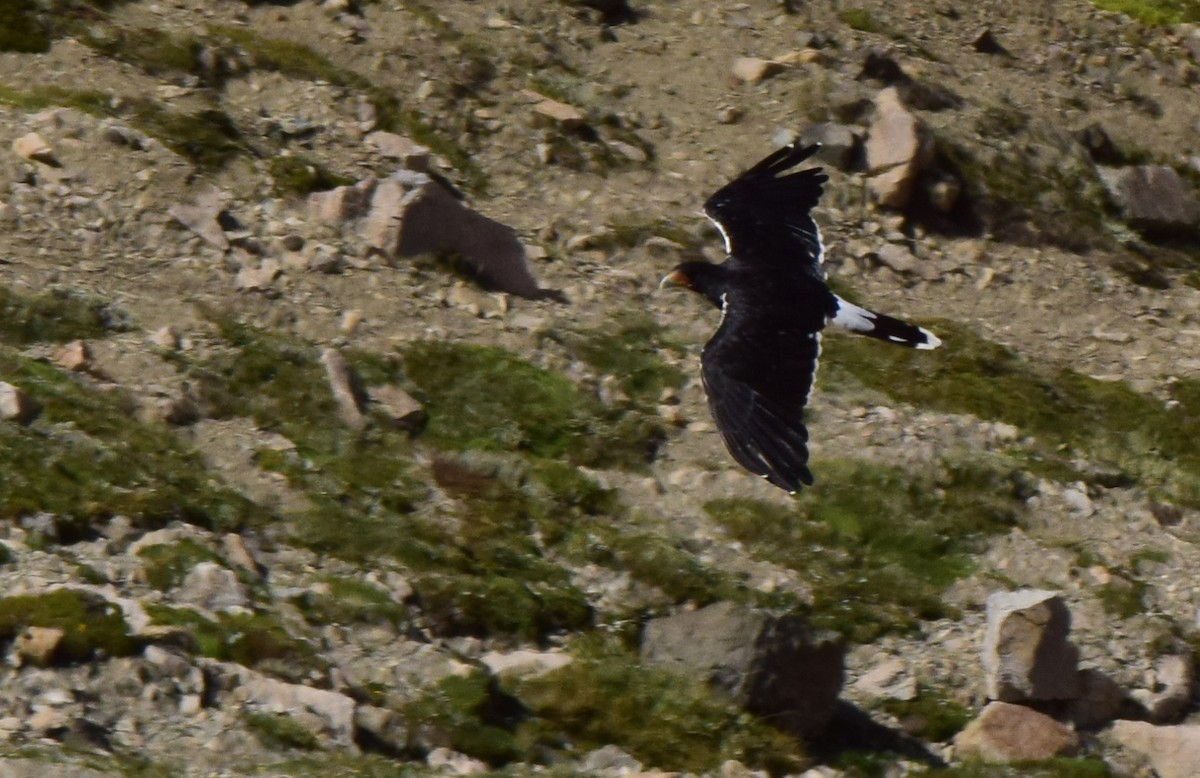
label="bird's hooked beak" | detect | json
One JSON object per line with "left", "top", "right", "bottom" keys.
{"left": 659, "top": 268, "right": 692, "bottom": 291}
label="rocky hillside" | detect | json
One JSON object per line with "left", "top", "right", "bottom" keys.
{"left": 2, "top": 0, "right": 1200, "bottom": 775}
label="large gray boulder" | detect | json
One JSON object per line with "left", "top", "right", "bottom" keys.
{"left": 1098, "top": 165, "right": 1200, "bottom": 237}
{"left": 640, "top": 601, "right": 843, "bottom": 736}
{"left": 983, "top": 589, "right": 1080, "bottom": 702}
{"left": 361, "top": 170, "right": 541, "bottom": 297}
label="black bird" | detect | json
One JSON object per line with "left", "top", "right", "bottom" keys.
{"left": 661, "top": 141, "right": 940, "bottom": 493}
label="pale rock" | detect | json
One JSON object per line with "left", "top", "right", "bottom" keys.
{"left": 876, "top": 243, "right": 917, "bottom": 273}
{"left": 370, "top": 384, "right": 426, "bottom": 432}
{"left": 732, "top": 57, "right": 783, "bottom": 84}
{"left": 721, "top": 759, "right": 768, "bottom": 778}
{"left": 226, "top": 664, "right": 357, "bottom": 749}
{"left": 235, "top": 259, "right": 281, "bottom": 291}
{"left": 12, "top": 132, "right": 58, "bottom": 165}
{"left": 582, "top": 744, "right": 642, "bottom": 773}
{"left": 366, "top": 131, "right": 430, "bottom": 171}
{"left": 0, "top": 382, "right": 40, "bottom": 425}
{"left": 954, "top": 701, "right": 1079, "bottom": 762}
{"left": 866, "top": 86, "right": 934, "bottom": 208}
{"left": 27, "top": 708, "right": 70, "bottom": 735}
{"left": 1130, "top": 654, "right": 1193, "bottom": 723}
{"left": 150, "top": 326, "right": 181, "bottom": 350}
{"left": 221, "top": 533, "right": 263, "bottom": 580}
{"left": 607, "top": 139, "right": 648, "bottom": 162}
{"left": 480, "top": 649, "right": 573, "bottom": 679}
{"left": 169, "top": 200, "right": 229, "bottom": 251}
{"left": 176, "top": 562, "right": 249, "bottom": 612}
{"left": 355, "top": 704, "right": 408, "bottom": 752}
{"left": 426, "top": 747, "right": 488, "bottom": 774}
{"left": 340, "top": 308, "right": 365, "bottom": 335}
{"left": 983, "top": 589, "right": 1080, "bottom": 702}
{"left": 532, "top": 97, "right": 587, "bottom": 130}
{"left": 773, "top": 49, "right": 825, "bottom": 66}
{"left": 14, "top": 626, "right": 65, "bottom": 666}
{"left": 361, "top": 170, "right": 540, "bottom": 296}
{"left": 1061, "top": 485, "right": 1093, "bottom": 515}
{"left": 307, "top": 245, "right": 345, "bottom": 274}
{"left": 854, "top": 657, "right": 918, "bottom": 701}
{"left": 55, "top": 340, "right": 93, "bottom": 372}
{"left": 1109, "top": 720, "right": 1200, "bottom": 778}
{"left": 798, "top": 122, "right": 859, "bottom": 170}
{"left": 321, "top": 348, "right": 368, "bottom": 427}
{"left": 307, "top": 177, "right": 377, "bottom": 225}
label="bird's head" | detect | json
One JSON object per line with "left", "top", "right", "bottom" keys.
{"left": 659, "top": 261, "right": 729, "bottom": 310}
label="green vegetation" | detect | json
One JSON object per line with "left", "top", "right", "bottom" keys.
{"left": 0, "top": 347, "right": 258, "bottom": 535}
{"left": 292, "top": 577, "right": 407, "bottom": 629}
{"left": 1096, "top": 573, "right": 1149, "bottom": 618}
{"left": 144, "top": 604, "right": 326, "bottom": 682}
{"left": 838, "top": 7, "right": 886, "bottom": 33}
{"left": 407, "top": 671, "right": 525, "bottom": 766}
{"left": 244, "top": 711, "right": 321, "bottom": 751}
{"left": 542, "top": 311, "right": 686, "bottom": 406}
{"left": 0, "top": 589, "right": 137, "bottom": 663}
{"left": 0, "top": 0, "right": 51, "bottom": 53}
{"left": 0, "top": 286, "right": 130, "bottom": 344}
{"left": 207, "top": 24, "right": 487, "bottom": 191}
{"left": 825, "top": 320, "right": 1200, "bottom": 503}
{"left": 268, "top": 155, "right": 355, "bottom": 197}
{"left": 940, "top": 131, "right": 1106, "bottom": 251}
{"left": 705, "top": 457, "right": 1021, "bottom": 642}
{"left": 513, "top": 637, "right": 806, "bottom": 775}
{"left": 136, "top": 540, "right": 227, "bottom": 591}
{"left": 1088, "top": 0, "right": 1200, "bottom": 24}
{"left": 402, "top": 340, "right": 666, "bottom": 469}
{"left": 878, "top": 686, "right": 973, "bottom": 742}
{"left": 0, "top": 85, "right": 242, "bottom": 169}
{"left": 75, "top": 25, "right": 203, "bottom": 79}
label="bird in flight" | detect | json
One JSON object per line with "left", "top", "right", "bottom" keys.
{"left": 661, "top": 141, "right": 940, "bottom": 493}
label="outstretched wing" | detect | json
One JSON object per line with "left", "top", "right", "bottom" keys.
{"left": 699, "top": 298, "right": 823, "bottom": 493}
{"left": 703, "top": 142, "right": 828, "bottom": 273}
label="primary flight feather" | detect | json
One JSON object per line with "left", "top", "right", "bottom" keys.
{"left": 661, "top": 141, "right": 941, "bottom": 493}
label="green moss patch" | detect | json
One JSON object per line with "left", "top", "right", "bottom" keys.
{"left": 0, "top": 85, "right": 242, "bottom": 169}
{"left": 144, "top": 604, "right": 325, "bottom": 682}
{"left": 244, "top": 711, "right": 321, "bottom": 751}
{"left": 824, "top": 320, "right": 1200, "bottom": 503}
{"left": 878, "top": 686, "right": 973, "bottom": 742}
{"left": 292, "top": 577, "right": 407, "bottom": 628}
{"left": 939, "top": 132, "right": 1106, "bottom": 251}
{"left": 513, "top": 638, "right": 806, "bottom": 775}
{"left": 0, "top": 286, "right": 131, "bottom": 345}
{"left": 544, "top": 312, "right": 685, "bottom": 407}
{"left": 402, "top": 340, "right": 666, "bottom": 469}
{"left": 0, "top": 589, "right": 137, "bottom": 663}
{"left": 0, "top": 0, "right": 51, "bottom": 53}
{"left": 268, "top": 155, "right": 355, "bottom": 197}
{"left": 0, "top": 348, "right": 258, "bottom": 535}
{"left": 1088, "top": 0, "right": 1200, "bottom": 24}
{"left": 705, "top": 457, "right": 1021, "bottom": 642}
{"left": 407, "top": 671, "right": 525, "bottom": 766}
{"left": 136, "top": 539, "right": 226, "bottom": 591}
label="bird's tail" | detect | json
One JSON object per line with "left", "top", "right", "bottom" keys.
{"left": 830, "top": 295, "right": 941, "bottom": 349}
